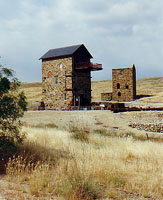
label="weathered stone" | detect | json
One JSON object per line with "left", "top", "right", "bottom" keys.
{"left": 101, "top": 93, "right": 112, "bottom": 101}
{"left": 112, "top": 65, "right": 136, "bottom": 102}
{"left": 41, "top": 45, "right": 102, "bottom": 110}
{"left": 129, "top": 122, "right": 163, "bottom": 133}
{"left": 42, "top": 57, "right": 73, "bottom": 110}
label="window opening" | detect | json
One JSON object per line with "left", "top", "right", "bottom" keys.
{"left": 120, "top": 70, "right": 123, "bottom": 75}
{"left": 118, "top": 92, "right": 121, "bottom": 97}
{"left": 117, "top": 83, "right": 120, "bottom": 89}
{"left": 64, "top": 93, "right": 67, "bottom": 101}
{"left": 60, "top": 63, "right": 63, "bottom": 71}
{"left": 126, "top": 85, "right": 129, "bottom": 89}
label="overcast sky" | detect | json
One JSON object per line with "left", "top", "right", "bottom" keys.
{"left": 0, "top": 0, "right": 162, "bottom": 82}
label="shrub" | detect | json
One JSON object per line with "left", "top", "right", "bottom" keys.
{"left": 0, "top": 65, "right": 27, "bottom": 172}
{"left": 0, "top": 65, "right": 27, "bottom": 144}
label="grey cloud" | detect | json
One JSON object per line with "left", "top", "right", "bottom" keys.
{"left": 0, "top": 0, "right": 162, "bottom": 82}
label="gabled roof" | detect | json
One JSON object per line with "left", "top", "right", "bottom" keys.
{"left": 40, "top": 44, "right": 93, "bottom": 60}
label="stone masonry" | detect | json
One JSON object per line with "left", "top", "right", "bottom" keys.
{"left": 112, "top": 65, "right": 136, "bottom": 101}
{"left": 101, "top": 93, "right": 112, "bottom": 101}
{"left": 42, "top": 57, "right": 73, "bottom": 109}
{"left": 41, "top": 44, "right": 102, "bottom": 110}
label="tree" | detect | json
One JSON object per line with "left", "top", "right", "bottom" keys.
{"left": 0, "top": 64, "right": 27, "bottom": 146}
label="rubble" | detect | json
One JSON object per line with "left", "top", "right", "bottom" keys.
{"left": 129, "top": 122, "right": 163, "bottom": 133}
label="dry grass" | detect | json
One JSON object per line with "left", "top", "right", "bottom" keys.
{"left": 3, "top": 109, "right": 163, "bottom": 199}
{"left": 91, "top": 79, "right": 112, "bottom": 101}
{"left": 3, "top": 76, "right": 163, "bottom": 199}
{"left": 136, "top": 77, "right": 163, "bottom": 102}
{"left": 20, "top": 82, "right": 42, "bottom": 101}
{"left": 69, "top": 124, "right": 90, "bottom": 143}
{"left": 20, "top": 77, "right": 163, "bottom": 108}
{"left": 20, "top": 82, "right": 42, "bottom": 109}
{"left": 92, "top": 77, "right": 163, "bottom": 102}
{"left": 5, "top": 125, "right": 163, "bottom": 199}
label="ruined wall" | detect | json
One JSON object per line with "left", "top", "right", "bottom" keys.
{"left": 112, "top": 66, "right": 136, "bottom": 102}
{"left": 101, "top": 93, "right": 112, "bottom": 101}
{"left": 42, "top": 57, "right": 73, "bottom": 109}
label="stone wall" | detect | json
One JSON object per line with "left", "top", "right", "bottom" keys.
{"left": 42, "top": 57, "right": 73, "bottom": 109}
{"left": 101, "top": 93, "right": 112, "bottom": 101}
{"left": 112, "top": 65, "right": 136, "bottom": 101}
{"left": 42, "top": 57, "right": 92, "bottom": 109}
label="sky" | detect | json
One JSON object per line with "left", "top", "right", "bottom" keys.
{"left": 0, "top": 0, "right": 163, "bottom": 82}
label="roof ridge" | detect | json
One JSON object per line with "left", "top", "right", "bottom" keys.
{"left": 40, "top": 44, "right": 93, "bottom": 60}
{"left": 48, "top": 44, "right": 83, "bottom": 51}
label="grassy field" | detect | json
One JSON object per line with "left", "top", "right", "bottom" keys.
{"left": 20, "top": 77, "right": 163, "bottom": 109}
{"left": 1, "top": 78, "right": 163, "bottom": 199}
{"left": 1, "top": 110, "right": 163, "bottom": 199}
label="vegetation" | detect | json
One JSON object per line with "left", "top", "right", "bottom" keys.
{"left": 2, "top": 74, "right": 163, "bottom": 199}
{"left": 24, "top": 122, "right": 58, "bottom": 129}
{"left": 69, "top": 124, "right": 90, "bottom": 143}
{"left": 0, "top": 65, "right": 27, "bottom": 172}
{"left": 4, "top": 125, "right": 163, "bottom": 199}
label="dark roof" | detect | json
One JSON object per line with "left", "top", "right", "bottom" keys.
{"left": 40, "top": 44, "right": 93, "bottom": 60}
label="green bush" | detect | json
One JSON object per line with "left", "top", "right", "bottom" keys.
{"left": 0, "top": 65, "right": 27, "bottom": 164}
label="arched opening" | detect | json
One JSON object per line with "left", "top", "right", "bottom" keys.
{"left": 117, "top": 83, "right": 120, "bottom": 89}
{"left": 64, "top": 93, "right": 67, "bottom": 101}
{"left": 126, "top": 85, "right": 129, "bottom": 89}
{"left": 118, "top": 92, "right": 121, "bottom": 97}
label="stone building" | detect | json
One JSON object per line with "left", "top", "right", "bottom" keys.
{"left": 40, "top": 44, "right": 102, "bottom": 110}
{"left": 112, "top": 65, "right": 136, "bottom": 101}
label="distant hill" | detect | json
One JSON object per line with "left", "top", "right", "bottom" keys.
{"left": 92, "top": 77, "right": 163, "bottom": 102}
{"left": 20, "top": 77, "right": 163, "bottom": 109}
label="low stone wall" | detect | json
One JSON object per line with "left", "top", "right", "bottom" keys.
{"left": 129, "top": 122, "right": 163, "bottom": 133}
{"left": 101, "top": 93, "right": 112, "bottom": 101}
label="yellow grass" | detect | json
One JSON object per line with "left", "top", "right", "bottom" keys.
{"left": 5, "top": 110, "right": 163, "bottom": 199}
{"left": 6, "top": 126, "right": 163, "bottom": 199}
{"left": 20, "top": 77, "right": 163, "bottom": 106}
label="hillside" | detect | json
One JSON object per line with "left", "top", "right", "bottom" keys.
{"left": 20, "top": 77, "right": 163, "bottom": 108}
